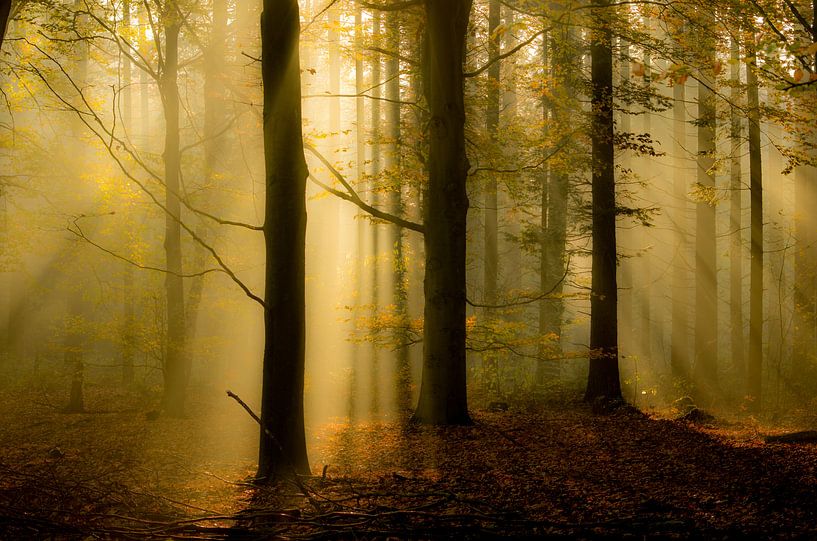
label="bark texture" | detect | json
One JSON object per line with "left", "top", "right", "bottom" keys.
{"left": 584, "top": 0, "right": 622, "bottom": 402}
{"left": 413, "top": 0, "right": 473, "bottom": 425}
{"left": 258, "top": 0, "right": 310, "bottom": 479}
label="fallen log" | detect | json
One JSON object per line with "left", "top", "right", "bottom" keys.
{"left": 765, "top": 431, "right": 817, "bottom": 444}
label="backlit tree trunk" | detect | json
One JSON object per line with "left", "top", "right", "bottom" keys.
{"left": 258, "top": 0, "right": 310, "bottom": 479}
{"left": 746, "top": 37, "right": 763, "bottom": 410}
{"left": 693, "top": 37, "right": 718, "bottom": 401}
{"left": 584, "top": 0, "right": 622, "bottom": 402}
{"left": 413, "top": 0, "right": 473, "bottom": 425}
{"left": 161, "top": 19, "right": 187, "bottom": 417}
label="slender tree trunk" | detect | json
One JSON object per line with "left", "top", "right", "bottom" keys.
{"left": 671, "top": 76, "right": 689, "bottom": 380}
{"left": 413, "top": 0, "right": 473, "bottom": 425}
{"left": 536, "top": 31, "right": 552, "bottom": 384}
{"left": 537, "top": 21, "right": 572, "bottom": 384}
{"left": 186, "top": 0, "right": 227, "bottom": 359}
{"left": 729, "top": 37, "right": 745, "bottom": 383}
{"left": 693, "top": 46, "right": 718, "bottom": 401}
{"left": 161, "top": 20, "right": 187, "bottom": 417}
{"left": 746, "top": 37, "right": 763, "bottom": 410}
{"left": 121, "top": 0, "right": 135, "bottom": 385}
{"left": 384, "top": 9, "right": 411, "bottom": 417}
{"left": 584, "top": 0, "right": 622, "bottom": 402}
{"left": 792, "top": 2, "right": 817, "bottom": 383}
{"left": 258, "top": 0, "right": 310, "bottom": 479}
{"left": 617, "top": 38, "right": 634, "bottom": 368}
{"left": 482, "top": 0, "right": 500, "bottom": 393}
{"left": 369, "top": 10, "right": 382, "bottom": 416}
{"left": 639, "top": 46, "right": 652, "bottom": 365}
{"left": 65, "top": 0, "right": 88, "bottom": 413}
{"left": 0, "top": 0, "right": 10, "bottom": 49}
{"left": 350, "top": 4, "right": 366, "bottom": 422}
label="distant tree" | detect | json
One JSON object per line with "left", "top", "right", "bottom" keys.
{"left": 257, "top": 0, "right": 310, "bottom": 478}
{"left": 693, "top": 12, "right": 718, "bottom": 401}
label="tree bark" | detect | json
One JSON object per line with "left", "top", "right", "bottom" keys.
{"left": 584, "top": 0, "right": 622, "bottom": 402}
{"left": 792, "top": 1, "right": 817, "bottom": 382}
{"left": 258, "top": 0, "right": 310, "bottom": 479}
{"left": 384, "top": 9, "right": 411, "bottom": 417}
{"left": 671, "top": 75, "right": 689, "bottom": 381}
{"left": 161, "top": 20, "right": 187, "bottom": 417}
{"left": 483, "top": 0, "right": 500, "bottom": 393}
{"left": 413, "top": 0, "right": 473, "bottom": 425}
{"left": 121, "top": 0, "right": 135, "bottom": 386}
{"left": 693, "top": 45, "right": 718, "bottom": 401}
{"left": 0, "top": 0, "right": 11, "bottom": 49}
{"left": 728, "top": 37, "right": 745, "bottom": 382}
{"left": 746, "top": 36, "right": 763, "bottom": 410}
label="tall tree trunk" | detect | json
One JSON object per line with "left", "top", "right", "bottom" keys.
{"left": 258, "top": 0, "right": 310, "bottom": 479}
{"left": 746, "top": 37, "right": 763, "bottom": 410}
{"left": 413, "top": 0, "right": 473, "bottom": 425}
{"left": 537, "top": 19, "right": 572, "bottom": 384}
{"left": 617, "top": 38, "right": 634, "bottom": 368}
{"left": 483, "top": 0, "right": 500, "bottom": 393}
{"left": 0, "top": 0, "right": 11, "bottom": 49}
{"left": 584, "top": 0, "right": 622, "bottom": 402}
{"left": 384, "top": 9, "right": 411, "bottom": 417}
{"left": 792, "top": 1, "right": 817, "bottom": 383}
{"left": 693, "top": 45, "right": 718, "bottom": 401}
{"left": 186, "top": 0, "right": 227, "bottom": 360}
{"left": 536, "top": 30, "right": 552, "bottom": 384}
{"left": 369, "top": 10, "right": 382, "bottom": 416}
{"left": 350, "top": 4, "right": 366, "bottom": 422}
{"left": 65, "top": 0, "right": 88, "bottom": 413}
{"left": 638, "top": 44, "right": 652, "bottom": 366}
{"left": 729, "top": 37, "right": 745, "bottom": 383}
{"left": 121, "top": 0, "right": 135, "bottom": 385}
{"left": 671, "top": 74, "right": 689, "bottom": 380}
{"left": 161, "top": 20, "right": 187, "bottom": 417}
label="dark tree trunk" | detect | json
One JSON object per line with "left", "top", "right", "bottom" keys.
{"left": 729, "top": 37, "right": 745, "bottom": 382}
{"left": 584, "top": 0, "right": 622, "bottom": 403}
{"left": 413, "top": 0, "right": 473, "bottom": 425}
{"left": 0, "top": 0, "right": 10, "bottom": 49}
{"left": 746, "top": 38, "right": 763, "bottom": 410}
{"left": 693, "top": 48, "right": 718, "bottom": 401}
{"left": 162, "top": 21, "right": 187, "bottom": 417}
{"left": 258, "top": 0, "right": 310, "bottom": 479}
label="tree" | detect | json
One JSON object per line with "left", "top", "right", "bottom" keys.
{"left": 693, "top": 16, "right": 718, "bottom": 401}
{"left": 413, "top": 0, "right": 473, "bottom": 425}
{"left": 0, "top": 0, "right": 10, "bottom": 48}
{"left": 746, "top": 34, "right": 763, "bottom": 410}
{"left": 161, "top": 11, "right": 187, "bottom": 417}
{"left": 257, "top": 0, "right": 310, "bottom": 479}
{"left": 584, "top": 0, "right": 622, "bottom": 403}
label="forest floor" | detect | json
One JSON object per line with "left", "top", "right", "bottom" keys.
{"left": 2, "top": 377, "right": 817, "bottom": 539}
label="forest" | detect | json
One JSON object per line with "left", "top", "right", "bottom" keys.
{"left": 1, "top": 0, "right": 817, "bottom": 538}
